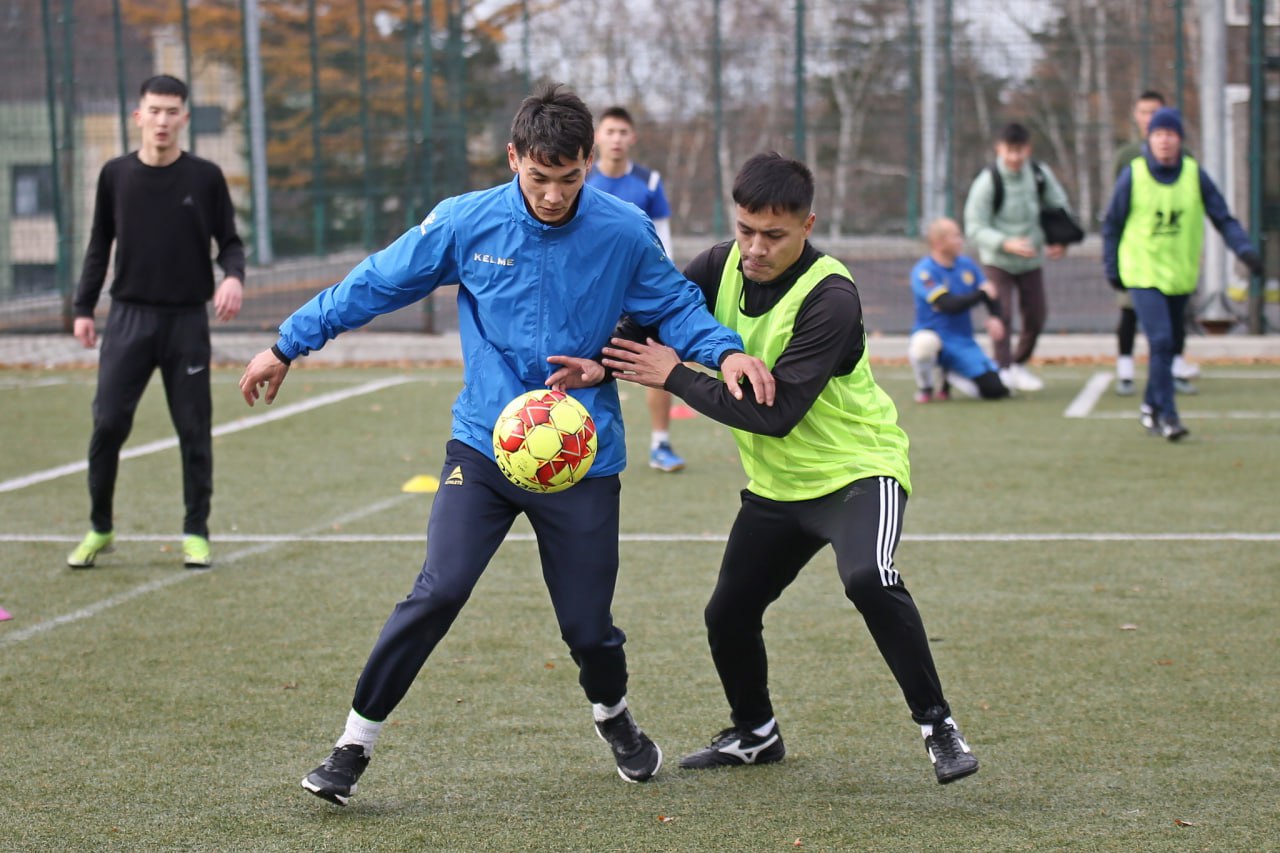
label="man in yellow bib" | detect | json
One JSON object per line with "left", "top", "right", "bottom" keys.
{"left": 602, "top": 152, "right": 979, "bottom": 785}
{"left": 1102, "top": 107, "right": 1262, "bottom": 440}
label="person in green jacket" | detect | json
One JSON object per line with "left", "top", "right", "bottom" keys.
{"left": 962, "top": 122, "right": 1074, "bottom": 393}
{"left": 602, "top": 152, "right": 979, "bottom": 786}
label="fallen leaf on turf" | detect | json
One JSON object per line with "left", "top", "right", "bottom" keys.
{"left": 793, "top": 839, "right": 803, "bottom": 847}
{"left": 281, "top": 681, "right": 298, "bottom": 690}
{"left": 544, "top": 662, "right": 555, "bottom": 669}
{"left": 1173, "top": 819, "right": 1198, "bottom": 827}
{"left": 1119, "top": 623, "right": 1138, "bottom": 631}
{"left": 1156, "top": 659, "right": 1174, "bottom": 666}
{"left": 656, "top": 815, "right": 675, "bottom": 823}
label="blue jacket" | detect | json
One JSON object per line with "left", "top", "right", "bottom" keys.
{"left": 275, "top": 176, "right": 744, "bottom": 476}
{"left": 1102, "top": 148, "right": 1254, "bottom": 284}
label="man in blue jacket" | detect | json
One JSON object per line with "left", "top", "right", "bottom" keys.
{"left": 1102, "top": 107, "right": 1262, "bottom": 440}
{"left": 239, "top": 85, "right": 773, "bottom": 805}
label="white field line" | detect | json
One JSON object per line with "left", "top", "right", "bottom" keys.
{"left": 0, "top": 377, "right": 70, "bottom": 390}
{"left": 1064, "top": 371, "right": 1113, "bottom": 418}
{"left": 1089, "top": 410, "right": 1280, "bottom": 420}
{"left": 4, "top": 531, "right": 1279, "bottom": 545}
{"left": 0, "top": 493, "right": 415, "bottom": 651}
{"left": 0, "top": 375, "right": 417, "bottom": 494}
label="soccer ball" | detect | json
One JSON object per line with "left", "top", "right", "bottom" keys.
{"left": 492, "top": 390, "right": 597, "bottom": 493}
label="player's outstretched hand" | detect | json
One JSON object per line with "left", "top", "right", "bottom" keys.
{"left": 601, "top": 337, "right": 680, "bottom": 389}
{"left": 239, "top": 348, "right": 290, "bottom": 406}
{"left": 720, "top": 352, "right": 775, "bottom": 405}
{"left": 545, "top": 355, "right": 605, "bottom": 391}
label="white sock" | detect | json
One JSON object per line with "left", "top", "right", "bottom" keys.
{"left": 592, "top": 697, "right": 628, "bottom": 723}
{"left": 751, "top": 718, "right": 777, "bottom": 737}
{"left": 920, "top": 715, "right": 957, "bottom": 738}
{"left": 910, "top": 357, "right": 936, "bottom": 392}
{"left": 1116, "top": 355, "right": 1135, "bottom": 380}
{"left": 650, "top": 431, "right": 670, "bottom": 450}
{"left": 336, "top": 708, "right": 384, "bottom": 755}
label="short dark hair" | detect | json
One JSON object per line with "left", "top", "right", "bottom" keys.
{"left": 510, "top": 84, "right": 594, "bottom": 166}
{"left": 1137, "top": 90, "right": 1166, "bottom": 104}
{"left": 140, "top": 74, "right": 188, "bottom": 102}
{"left": 599, "top": 106, "right": 634, "bottom": 126}
{"left": 731, "top": 151, "right": 814, "bottom": 215}
{"left": 997, "top": 122, "right": 1031, "bottom": 146}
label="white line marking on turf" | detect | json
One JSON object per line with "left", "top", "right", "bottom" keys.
{"left": 0, "top": 375, "right": 417, "bottom": 494}
{"left": 1064, "top": 371, "right": 1113, "bottom": 418}
{"left": 0, "top": 494, "right": 415, "bottom": 651}
{"left": 5, "top": 531, "right": 1279, "bottom": 544}
{"left": 1089, "top": 410, "right": 1280, "bottom": 420}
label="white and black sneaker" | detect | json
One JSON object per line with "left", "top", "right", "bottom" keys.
{"left": 301, "top": 744, "right": 370, "bottom": 805}
{"left": 924, "top": 720, "right": 979, "bottom": 784}
{"left": 595, "top": 709, "right": 662, "bottom": 782}
{"left": 679, "top": 724, "right": 786, "bottom": 769}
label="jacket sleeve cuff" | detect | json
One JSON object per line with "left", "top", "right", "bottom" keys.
{"left": 271, "top": 343, "right": 294, "bottom": 366}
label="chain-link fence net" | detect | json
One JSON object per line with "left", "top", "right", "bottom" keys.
{"left": 4, "top": 0, "right": 1277, "bottom": 335}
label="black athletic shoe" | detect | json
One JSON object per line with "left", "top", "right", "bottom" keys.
{"left": 679, "top": 724, "right": 786, "bottom": 769}
{"left": 595, "top": 709, "right": 662, "bottom": 782}
{"left": 924, "top": 721, "right": 979, "bottom": 784}
{"left": 301, "top": 744, "right": 370, "bottom": 805}
{"left": 1158, "top": 417, "right": 1189, "bottom": 442}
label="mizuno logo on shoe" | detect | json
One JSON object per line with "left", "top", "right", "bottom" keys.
{"left": 716, "top": 733, "right": 779, "bottom": 764}
{"left": 445, "top": 466, "right": 464, "bottom": 486}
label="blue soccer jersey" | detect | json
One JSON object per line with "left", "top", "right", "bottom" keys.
{"left": 586, "top": 163, "right": 671, "bottom": 222}
{"left": 910, "top": 255, "right": 986, "bottom": 340}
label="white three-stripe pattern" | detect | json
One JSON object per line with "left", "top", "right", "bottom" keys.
{"left": 876, "top": 477, "right": 901, "bottom": 587}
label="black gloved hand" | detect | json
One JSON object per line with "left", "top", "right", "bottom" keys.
{"left": 1240, "top": 250, "right": 1264, "bottom": 277}
{"left": 1108, "top": 277, "right": 1125, "bottom": 292}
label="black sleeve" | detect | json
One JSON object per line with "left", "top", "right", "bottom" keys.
{"left": 931, "top": 290, "right": 985, "bottom": 315}
{"left": 682, "top": 244, "right": 731, "bottom": 311}
{"left": 73, "top": 162, "right": 116, "bottom": 317}
{"left": 210, "top": 166, "right": 246, "bottom": 282}
{"left": 665, "top": 275, "right": 863, "bottom": 437}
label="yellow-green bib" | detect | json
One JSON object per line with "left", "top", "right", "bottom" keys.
{"left": 1118, "top": 156, "right": 1205, "bottom": 295}
{"left": 713, "top": 244, "right": 911, "bottom": 500}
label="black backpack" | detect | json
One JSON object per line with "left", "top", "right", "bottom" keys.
{"left": 986, "top": 161, "right": 1085, "bottom": 245}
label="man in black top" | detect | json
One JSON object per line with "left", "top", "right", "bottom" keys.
{"left": 602, "top": 153, "right": 978, "bottom": 785}
{"left": 68, "top": 74, "right": 245, "bottom": 570}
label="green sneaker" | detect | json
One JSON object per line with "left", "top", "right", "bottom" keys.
{"left": 182, "top": 535, "right": 212, "bottom": 569}
{"left": 67, "top": 530, "right": 116, "bottom": 568}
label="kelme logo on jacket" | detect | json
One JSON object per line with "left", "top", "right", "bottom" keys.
{"left": 473, "top": 253, "right": 515, "bottom": 267}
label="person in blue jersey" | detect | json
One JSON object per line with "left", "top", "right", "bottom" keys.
{"left": 587, "top": 105, "right": 687, "bottom": 473}
{"left": 602, "top": 153, "right": 979, "bottom": 786}
{"left": 1102, "top": 107, "right": 1262, "bottom": 441}
{"left": 238, "top": 85, "right": 774, "bottom": 806}
{"left": 908, "top": 217, "right": 1010, "bottom": 402}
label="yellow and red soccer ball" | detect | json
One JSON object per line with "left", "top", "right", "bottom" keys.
{"left": 492, "top": 390, "right": 597, "bottom": 493}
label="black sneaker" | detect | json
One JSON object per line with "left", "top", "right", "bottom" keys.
{"left": 679, "top": 724, "right": 786, "bottom": 769}
{"left": 595, "top": 709, "right": 662, "bottom": 782}
{"left": 1158, "top": 417, "right": 1189, "bottom": 442}
{"left": 924, "top": 720, "right": 979, "bottom": 784}
{"left": 301, "top": 744, "right": 370, "bottom": 805}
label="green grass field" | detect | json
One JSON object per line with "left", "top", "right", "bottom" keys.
{"left": 1, "top": 363, "right": 1277, "bottom": 852}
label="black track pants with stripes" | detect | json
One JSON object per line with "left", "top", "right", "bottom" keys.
{"left": 703, "top": 476, "right": 951, "bottom": 728}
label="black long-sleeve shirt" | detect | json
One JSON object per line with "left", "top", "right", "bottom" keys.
{"left": 73, "top": 152, "right": 245, "bottom": 316}
{"left": 625, "top": 240, "right": 865, "bottom": 438}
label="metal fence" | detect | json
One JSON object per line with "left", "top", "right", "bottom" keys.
{"left": 4, "top": 0, "right": 1277, "bottom": 335}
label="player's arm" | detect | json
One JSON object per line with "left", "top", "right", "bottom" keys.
{"left": 605, "top": 277, "right": 857, "bottom": 436}
{"left": 1198, "top": 168, "right": 1263, "bottom": 273}
{"left": 1101, "top": 168, "right": 1133, "bottom": 287}
{"left": 72, "top": 164, "right": 117, "bottom": 347}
